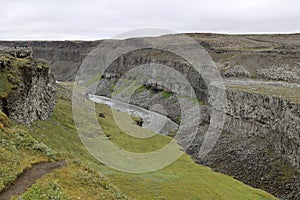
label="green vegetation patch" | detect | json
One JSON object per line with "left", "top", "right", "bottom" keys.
{"left": 14, "top": 162, "right": 127, "bottom": 200}
{"left": 0, "top": 111, "right": 9, "bottom": 128}
{"left": 85, "top": 72, "right": 102, "bottom": 87}
{"left": 14, "top": 182, "right": 67, "bottom": 200}
{"left": 0, "top": 124, "right": 54, "bottom": 191}
{"left": 0, "top": 54, "right": 50, "bottom": 98}
{"left": 27, "top": 82, "right": 277, "bottom": 200}
{"left": 161, "top": 91, "right": 174, "bottom": 98}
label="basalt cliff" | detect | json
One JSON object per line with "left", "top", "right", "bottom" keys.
{"left": 0, "top": 46, "right": 56, "bottom": 126}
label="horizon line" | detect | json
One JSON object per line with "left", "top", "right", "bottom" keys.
{"left": 1, "top": 31, "right": 300, "bottom": 41}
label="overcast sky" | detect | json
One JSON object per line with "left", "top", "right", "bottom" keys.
{"left": 0, "top": 0, "right": 299, "bottom": 40}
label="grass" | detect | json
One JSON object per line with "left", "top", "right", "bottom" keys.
{"left": 13, "top": 162, "right": 126, "bottom": 200}
{"left": 111, "top": 79, "right": 144, "bottom": 97}
{"left": 107, "top": 78, "right": 176, "bottom": 100}
{"left": 84, "top": 72, "right": 102, "bottom": 87}
{"left": 161, "top": 91, "right": 174, "bottom": 98}
{"left": 0, "top": 54, "right": 50, "bottom": 98}
{"left": 26, "top": 82, "right": 277, "bottom": 200}
{"left": 13, "top": 182, "right": 67, "bottom": 200}
{"left": 0, "top": 73, "right": 15, "bottom": 98}
{"left": 227, "top": 83, "right": 300, "bottom": 104}
{"left": 0, "top": 112, "right": 52, "bottom": 191}
{"left": 135, "top": 85, "right": 148, "bottom": 94}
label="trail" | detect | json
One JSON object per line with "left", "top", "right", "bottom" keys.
{"left": 0, "top": 160, "right": 66, "bottom": 200}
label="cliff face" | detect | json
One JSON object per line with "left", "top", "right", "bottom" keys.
{"left": 0, "top": 53, "right": 56, "bottom": 126}
{"left": 223, "top": 88, "right": 300, "bottom": 168}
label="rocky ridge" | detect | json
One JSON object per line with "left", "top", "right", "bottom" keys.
{"left": 0, "top": 49, "right": 56, "bottom": 126}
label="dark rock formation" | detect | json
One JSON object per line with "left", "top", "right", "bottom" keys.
{"left": 99, "top": 113, "right": 105, "bottom": 118}
{"left": 223, "top": 89, "right": 300, "bottom": 169}
{"left": 0, "top": 54, "right": 56, "bottom": 126}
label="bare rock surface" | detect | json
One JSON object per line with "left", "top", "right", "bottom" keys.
{"left": 256, "top": 66, "right": 300, "bottom": 82}
{"left": 222, "top": 65, "right": 250, "bottom": 78}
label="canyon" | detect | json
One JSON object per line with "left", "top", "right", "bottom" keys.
{"left": 1, "top": 33, "right": 300, "bottom": 199}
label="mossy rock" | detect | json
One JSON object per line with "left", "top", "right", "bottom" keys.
{"left": 0, "top": 53, "right": 55, "bottom": 126}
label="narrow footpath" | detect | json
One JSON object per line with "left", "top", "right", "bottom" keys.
{"left": 0, "top": 160, "right": 66, "bottom": 200}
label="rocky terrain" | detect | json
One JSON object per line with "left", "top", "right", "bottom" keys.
{"left": 0, "top": 47, "right": 56, "bottom": 126}
{"left": 1, "top": 33, "right": 300, "bottom": 199}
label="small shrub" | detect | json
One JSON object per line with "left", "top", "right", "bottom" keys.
{"left": 162, "top": 91, "right": 174, "bottom": 98}
{"left": 18, "top": 182, "right": 66, "bottom": 200}
{"left": 32, "top": 142, "right": 52, "bottom": 156}
{"left": 135, "top": 85, "right": 147, "bottom": 94}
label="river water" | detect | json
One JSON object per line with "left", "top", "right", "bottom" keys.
{"left": 88, "top": 94, "right": 178, "bottom": 135}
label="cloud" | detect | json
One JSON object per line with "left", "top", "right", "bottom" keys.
{"left": 0, "top": 0, "right": 299, "bottom": 40}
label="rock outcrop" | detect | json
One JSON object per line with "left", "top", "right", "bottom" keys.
{"left": 0, "top": 53, "right": 56, "bottom": 126}
{"left": 222, "top": 65, "right": 250, "bottom": 78}
{"left": 0, "top": 46, "right": 33, "bottom": 58}
{"left": 222, "top": 88, "right": 300, "bottom": 167}
{"left": 256, "top": 66, "right": 300, "bottom": 82}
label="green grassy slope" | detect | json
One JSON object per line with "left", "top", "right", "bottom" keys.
{"left": 27, "top": 82, "right": 277, "bottom": 200}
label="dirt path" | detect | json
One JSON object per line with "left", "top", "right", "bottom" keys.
{"left": 0, "top": 160, "right": 66, "bottom": 200}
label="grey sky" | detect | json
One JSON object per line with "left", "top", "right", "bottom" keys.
{"left": 0, "top": 0, "right": 299, "bottom": 40}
